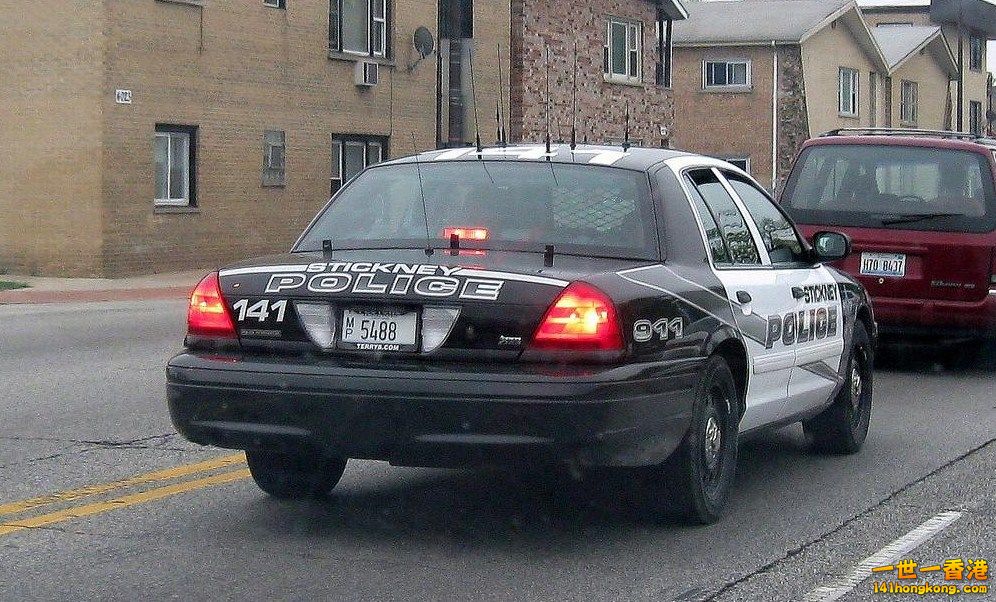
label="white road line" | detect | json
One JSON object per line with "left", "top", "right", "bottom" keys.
{"left": 803, "top": 510, "right": 963, "bottom": 602}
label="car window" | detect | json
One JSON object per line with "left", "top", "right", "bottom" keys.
{"left": 781, "top": 144, "right": 996, "bottom": 233}
{"left": 296, "top": 161, "right": 660, "bottom": 260}
{"left": 684, "top": 176, "right": 733, "bottom": 265}
{"left": 723, "top": 172, "right": 805, "bottom": 265}
{"left": 686, "top": 169, "right": 762, "bottom": 266}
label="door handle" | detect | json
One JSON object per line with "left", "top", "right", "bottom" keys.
{"left": 736, "top": 290, "right": 752, "bottom": 304}
{"left": 791, "top": 286, "right": 806, "bottom": 300}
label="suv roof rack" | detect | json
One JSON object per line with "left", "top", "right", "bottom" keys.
{"left": 819, "top": 128, "right": 995, "bottom": 144}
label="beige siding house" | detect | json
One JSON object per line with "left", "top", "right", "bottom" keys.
{"left": 671, "top": 0, "right": 957, "bottom": 191}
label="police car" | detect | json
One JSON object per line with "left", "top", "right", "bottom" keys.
{"left": 166, "top": 144, "right": 876, "bottom": 524}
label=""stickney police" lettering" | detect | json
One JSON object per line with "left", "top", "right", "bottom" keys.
{"left": 764, "top": 305, "right": 838, "bottom": 349}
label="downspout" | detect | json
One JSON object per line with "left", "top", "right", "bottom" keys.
{"left": 771, "top": 40, "right": 778, "bottom": 191}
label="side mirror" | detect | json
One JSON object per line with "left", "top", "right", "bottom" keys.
{"left": 811, "top": 231, "right": 851, "bottom": 262}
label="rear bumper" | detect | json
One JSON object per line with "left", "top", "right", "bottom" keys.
{"left": 165, "top": 353, "right": 700, "bottom": 469}
{"left": 873, "top": 292, "right": 996, "bottom": 340}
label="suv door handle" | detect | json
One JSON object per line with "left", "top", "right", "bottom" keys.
{"left": 736, "top": 291, "right": 752, "bottom": 304}
{"left": 791, "top": 286, "right": 806, "bottom": 300}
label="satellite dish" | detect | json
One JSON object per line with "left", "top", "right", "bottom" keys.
{"left": 413, "top": 26, "right": 435, "bottom": 59}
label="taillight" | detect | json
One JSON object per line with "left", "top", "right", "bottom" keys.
{"left": 187, "top": 272, "right": 237, "bottom": 339}
{"left": 530, "top": 281, "right": 623, "bottom": 351}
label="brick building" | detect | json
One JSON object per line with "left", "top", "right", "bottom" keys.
{"left": 671, "top": 0, "right": 958, "bottom": 191}
{"left": 509, "top": 0, "right": 687, "bottom": 147}
{"left": 0, "top": 0, "right": 509, "bottom": 277}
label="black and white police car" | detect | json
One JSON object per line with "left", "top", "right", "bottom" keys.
{"left": 167, "top": 144, "right": 876, "bottom": 524}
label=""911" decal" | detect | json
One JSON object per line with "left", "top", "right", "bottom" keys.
{"left": 633, "top": 317, "right": 684, "bottom": 342}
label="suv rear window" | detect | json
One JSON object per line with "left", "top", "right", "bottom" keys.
{"left": 296, "top": 161, "right": 659, "bottom": 260}
{"left": 781, "top": 144, "right": 996, "bottom": 233}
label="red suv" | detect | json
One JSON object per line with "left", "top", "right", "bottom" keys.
{"left": 780, "top": 129, "right": 996, "bottom": 351}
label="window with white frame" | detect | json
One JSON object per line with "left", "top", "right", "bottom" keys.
{"left": 720, "top": 157, "right": 751, "bottom": 173}
{"left": 331, "top": 135, "right": 386, "bottom": 195}
{"left": 969, "top": 36, "right": 984, "bottom": 71}
{"left": 900, "top": 80, "right": 918, "bottom": 126}
{"left": 704, "top": 60, "right": 750, "bottom": 89}
{"left": 329, "top": 0, "right": 388, "bottom": 57}
{"left": 154, "top": 125, "right": 196, "bottom": 207}
{"left": 839, "top": 67, "right": 859, "bottom": 117}
{"left": 604, "top": 18, "right": 642, "bottom": 83}
{"left": 263, "top": 0, "right": 286, "bottom": 8}
{"left": 263, "top": 130, "right": 286, "bottom": 187}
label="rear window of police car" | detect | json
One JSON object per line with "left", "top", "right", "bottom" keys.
{"left": 296, "top": 161, "right": 659, "bottom": 260}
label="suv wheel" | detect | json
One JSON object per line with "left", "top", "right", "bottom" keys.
{"left": 246, "top": 449, "right": 347, "bottom": 499}
{"left": 651, "top": 355, "right": 740, "bottom": 525}
{"left": 804, "top": 321, "right": 873, "bottom": 454}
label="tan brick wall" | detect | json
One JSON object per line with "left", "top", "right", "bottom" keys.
{"left": 671, "top": 45, "right": 777, "bottom": 188}
{"left": 0, "top": 0, "right": 105, "bottom": 276}
{"left": 510, "top": 0, "right": 673, "bottom": 147}
{"left": 2, "top": 0, "right": 508, "bottom": 276}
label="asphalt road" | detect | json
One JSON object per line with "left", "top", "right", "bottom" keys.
{"left": 0, "top": 300, "right": 993, "bottom": 601}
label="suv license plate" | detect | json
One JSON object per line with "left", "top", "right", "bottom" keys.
{"left": 860, "top": 252, "right": 906, "bottom": 278}
{"left": 339, "top": 309, "right": 419, "bottom": 352}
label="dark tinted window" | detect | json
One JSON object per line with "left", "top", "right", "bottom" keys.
{"left": 685, "top": 177, "right": 732, "bottom": 264}
{"left": 687, "top": 169, "right": 761, "bottom": 266}
{"left": 725, "top": 172, "right": 805, "bottom": 264}
{"left": 781, "top": 144, "right": 996, "bottom": 233}
{"left": 297, "top": 161, "right": 659, "bottom": 260}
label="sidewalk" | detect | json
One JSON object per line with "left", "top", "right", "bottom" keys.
{"left": 0, "top": 270, "right": 206, "bottom": 304}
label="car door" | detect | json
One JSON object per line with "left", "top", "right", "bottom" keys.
{"left": 683, "top": 168, "right": 796, "bottom": 431}
{"left": 721, "top": 170, "right": 845, "bottom": 416}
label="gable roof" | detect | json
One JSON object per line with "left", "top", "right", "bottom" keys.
{"left": 671, "top": 0, "right": 853, "bottom": 45}
{"left": 871, "top": 24, "right": 958, "bottom": 74}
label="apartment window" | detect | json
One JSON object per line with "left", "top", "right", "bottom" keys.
{"left": 704, "top": 60, "right": 750, "bottom": 89}
{"left": 900, "top": 80, "right": 918, "bottom": 126}
{"left": 331, "top": 135, "right": 386, "bottom": 195}
{"left": 154, "top": 125, "right": 196, "bottom": 207}
{"left": 969, "top": 36, "right": 985, "bottom": 71}
{"left": 655, "top": 15, "right": 673, "bottom": 87}
{"left": 839, "top": 67, "right": 859, "bottom": 117}
{"left": 263, "top": 0, "right": 286, "bottom": 8}
{"left": 969, "top": 101, "right": 983, "bottom": 136}
{"left": 329, "top": 0, "right": 388, "bottom": 57}
{"left": 262, "top": 130, "right": 286, "bottom": 187}
{"left": 604, "top": 18, "right": 642, "bottom": 84}
{"left": 721, "top": 157, "right": 750, "bottom": 173}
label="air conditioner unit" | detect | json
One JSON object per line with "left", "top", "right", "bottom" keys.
{"left": 355, "top": 60, "right": 379, "bottom": 87}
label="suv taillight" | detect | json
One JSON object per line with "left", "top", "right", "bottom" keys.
{"left": 187, "top": 272, "right": 237, "bottom": 339}
{"left": 991, "top": 248, "right": 996, "bottom": 290}
{"left": 529, "top": 282, "right": 623, "bottom": 351}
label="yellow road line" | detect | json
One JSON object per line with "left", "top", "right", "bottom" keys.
{"left": 0, "top": 468, "right": 251, "bottom": 537}
{"left": 0, "top": 453, "right": 246, "bottom": 518}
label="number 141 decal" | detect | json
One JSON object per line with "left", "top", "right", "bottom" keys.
{"left": 232, "top": 299, "right": 288, "bottom": 323}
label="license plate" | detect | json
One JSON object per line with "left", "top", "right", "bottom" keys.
{"left": 339, "top": 309, "right": 419, "bottom": 352}
{"left": 860, "top": 252, "right": 907, "bottom": 277}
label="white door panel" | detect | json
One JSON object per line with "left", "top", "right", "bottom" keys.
{"left": 786, "top": 266, "right": 846, "bottom": 414}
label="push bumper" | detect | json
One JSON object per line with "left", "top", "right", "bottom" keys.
{"left": 166, "top": 353, "right": 699, "bottom": 469}
{"left": 873, "top": 291, "right": 996, "bottom": 339}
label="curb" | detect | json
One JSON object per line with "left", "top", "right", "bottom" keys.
{"left": 0, "top": 286, "right": 191, "bottom": 305}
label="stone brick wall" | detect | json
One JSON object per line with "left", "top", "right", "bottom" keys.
{"left": 775, "top": 45, "right": 809, "bottom": 194}
{"left": 510, "top": 0, "right": 674, "bottom": 147}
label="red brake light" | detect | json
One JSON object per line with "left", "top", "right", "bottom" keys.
{"left": 530, "top": 282, "right": 623, "bottom": 351}
{"left": 187, "top": 272, "right": 237, "bottom": 339}
{"left": 442, "top": 227, "right": 489, "bottom": 241}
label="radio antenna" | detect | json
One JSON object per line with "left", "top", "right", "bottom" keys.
{"left": 622, "top": 101, "right": 631, "bottom": 151}
{"left": 570, "top": 41, "right": 578, "bottom": 151}
{"left": 469, "top": 43, "right": 483, "bottom": 153}
{"left": 496, "top": 43, "right": 507, "bottom": 146}
{"left": 544, "top": 44, "right": 552, "bottom": 155}
{"left": 410, "top": 133, "right": 434, "bottom": 257}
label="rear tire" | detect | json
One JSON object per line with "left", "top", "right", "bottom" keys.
{"left": 245, "top": 449, "right": 347, "bottom": 499}
{"left": 650, "top": 355, "right": 740, "bottom": 525}
{"left": 804, "top": 321, "right": 873, "bottom": 455}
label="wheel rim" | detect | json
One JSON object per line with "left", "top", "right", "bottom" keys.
{"left": 701, "top": 385, "right": 730, "bottom": 490}
{"left": 849, "top": 346, "right": 870, "bottom": 428}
